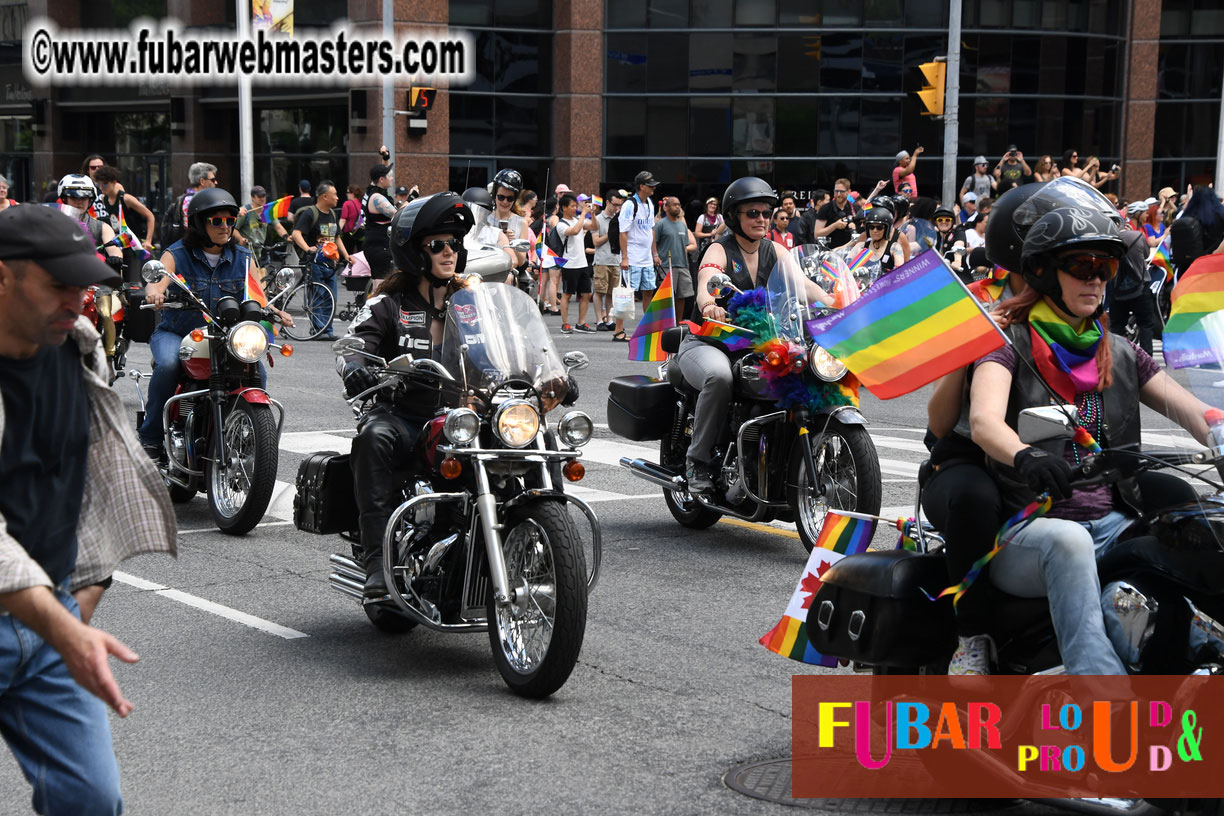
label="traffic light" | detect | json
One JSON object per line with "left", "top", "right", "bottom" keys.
{"left": 408, "top": 87, "right": 437, "bottom": 111}
{"left": 916, "top": 60, "right": 946, "bottom": 117}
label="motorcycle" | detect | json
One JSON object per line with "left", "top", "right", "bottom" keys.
{"left": 314, "top": 276, "right": 601, "bottom": 698}
{"left": 609, "top": 247, "right": 882, "bottom": 552}
{"left": 130, "top": 261, "right": 292, "bottom": 535}
{"left": 803, "top": 404, "right": 1224, "bottom": 815}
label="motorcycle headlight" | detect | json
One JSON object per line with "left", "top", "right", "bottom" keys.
{"left": 810, "top": 344, "right": 847, "bottom": 382}
{"left": 557, "top": 411, "right": 594, "bottom": 448}
{"left": 443, "top": 408, "right": 480, "bottom": 446}
{"left": 227, "top": 321, "right": 269, "bottom": 363}
{"left": 493, "top": 400, "right": 540, "bottom": 448}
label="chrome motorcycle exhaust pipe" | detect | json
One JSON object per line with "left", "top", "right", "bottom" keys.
{"left": 328, "top": 572, "right": 365, "bottom": 601}
{"left": 328, "top": 553, "right": 366, "bottom": 585}
{"left": 619, "top": 457, "right": 686, "bottom": 491}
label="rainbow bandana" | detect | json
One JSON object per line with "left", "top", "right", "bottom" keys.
{"left": 1028, "top": 299, "right": 1101, "bottom": 402}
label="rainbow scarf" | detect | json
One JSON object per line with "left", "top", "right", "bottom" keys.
{"left": 1028, "top": 300, "right": 1101, "bottom": 402}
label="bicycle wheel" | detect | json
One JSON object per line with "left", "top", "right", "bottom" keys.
{"left": 281, "top": 282, "right": 335, "bottom": 341}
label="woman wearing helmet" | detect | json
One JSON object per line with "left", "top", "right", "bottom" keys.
{"left": 966, "top": 205, "right": 1209, "bottom": 674}
{"left": 338, "top": 192, "right": 474, "bottom": 599}
{"left": 676, "top": 177, "right": 833, "bottom": 494}
{"left": 57, "top": 174, "right": 125, "bottom": 273}
{"left": 849, "top": 206, "right": 904, "bottom": 278}
{"left": 138, "top": 187, "right": 292, "bottom": 456}
{"left": 489, "top": 168, "right": 531, "bottom": 269}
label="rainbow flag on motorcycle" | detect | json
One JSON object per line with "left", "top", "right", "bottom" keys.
{"left": 258, "top": 195, "right": 292, "bottom": 224}
{"left": 806, "top": 250, "right": 1007, "bottom": 399}
{"left": 680, "top": 319, "right": 755, "bottom": 352}
{"left": 760, "top": 512, "right": 876, "bottom": 667}
{"left": 1162, "top": 253, "right": 1224, "bottom": 369}
{"left": 116, "top": 205, "right": 151, "bottom": 260}
{"left": 627, "top": 268, "right": 675, "bottom": 361}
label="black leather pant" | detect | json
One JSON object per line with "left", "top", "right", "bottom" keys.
{"left": 350, "top": 407, "right": 426, "bottom": 570}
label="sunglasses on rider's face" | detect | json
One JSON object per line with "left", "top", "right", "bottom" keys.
{"left": 868, "top": 224, "right": 886, "bottom": 230}
{"left": 495, "top": 193, "right": 515, "bottom": 203}
{"left": 1056, "top": 253, "right": 1117, "bottom": 282}
{"left": 424, "top": 237, "right": 462, "bottom": 254}
{"left": 739, "top": 208, "right": 770, "bottom": 220}
{"left": 206, "top": 215, "right": 237, "bottom": 228}
{"left": 935, "top": 217, "right": 954, "bottom": 225}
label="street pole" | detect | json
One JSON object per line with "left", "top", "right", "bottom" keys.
{"left": 941, "top": 0, "right": 962, "bottom": 207}
{"left": 237, "top": 0, "right": 253, "bottom": 205}
{"left": 1216, "top": 62, "right": 1224, "bottom": 191}
{"left": 382, "top": 0, "right": 395, "bottom": 183}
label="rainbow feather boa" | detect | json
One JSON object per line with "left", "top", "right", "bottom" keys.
{"left": 727, "top": 288, "right": 859, "bottom": 412}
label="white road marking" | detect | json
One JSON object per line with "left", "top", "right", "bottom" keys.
{"left": 278, "top": 432, "right": 353, "bottom": 455}
{"left": 178, "top": 520, "right": 295, "bottom": 535}
{"left": 112, "top": 571, "right": 309, "bottom": 640}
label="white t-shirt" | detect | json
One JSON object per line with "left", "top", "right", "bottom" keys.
{"left": 617, "top": 194, "right": 655, "bottom": 268}
{"left": 965, "top": 228, "right": 986, "bottom": 250}
{"left": 556, "top": 217, "right": 588, "bottom": 269}
{"left": 593, "top": 212, "right": 620, "bottom": 266}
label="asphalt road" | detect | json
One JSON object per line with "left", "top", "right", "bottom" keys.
{"left": 0, "top": 301, "right": 1199, "bottom": 814}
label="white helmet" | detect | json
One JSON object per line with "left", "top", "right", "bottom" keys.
{"left": 58, "top": 173, "right": 96, "bottom": 202}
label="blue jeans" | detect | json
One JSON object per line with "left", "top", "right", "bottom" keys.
{"left": 0, "top": 590, "right": 122, "bottom": 815}
{"left": 991, "top": 510, "right": 1133, "bottom": 675}
{"left": 309, "top": 260, "right": 338, "bottom": 335}
{"left": 138, "top": 328, "right": 267, "bottom": 448}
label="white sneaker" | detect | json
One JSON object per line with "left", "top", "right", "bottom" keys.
{"left": 1213, "top": 379, "right": 1224, "bottom": 388}
{"left": 948, "top": 634, "right": 993, "bottom": 675}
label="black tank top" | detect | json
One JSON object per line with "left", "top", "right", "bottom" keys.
{"left": 362, "top": 185, "right": 393, "bottom": 250}
{"left": 716, "top": 232, "right": 777, "bottom": 292}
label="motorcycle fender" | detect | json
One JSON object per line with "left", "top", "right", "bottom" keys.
{"left": 230, "top": 387, "right": 271, "bottom": 405}
{"left": 820, "top": 405, "right": 867, "bottom": 426}
{"left": 501, "top": 489, "right": 568, "bottom": 517}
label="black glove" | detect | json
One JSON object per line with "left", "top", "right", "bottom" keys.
{"left": 561, "top": 374, "right": 579, "bottom": 406}
{"left": 343, "top": 366, "right": 379, "bottom": 398}
{"left": 105, "top": 254, "right": 124, "bottom": 271}
{"left": 1013, "top": 446, "right": 1073, "bottom": 500}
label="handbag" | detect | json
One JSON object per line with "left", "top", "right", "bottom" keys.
{"left": 612, "top": 270, "right": 635, "bottom": 319}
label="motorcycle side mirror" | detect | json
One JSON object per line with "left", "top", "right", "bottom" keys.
{"left": 456, "top": 272, "right": 483, "bottom": 289}
{"left": 141, "top": 260, "right": 166, "bottom": 284}
{"left": 275, "top": 268, "right": 295, "bottom": 289}
{"left": 387, "top": 354, "right": 416, "bottom": 373}
{"left": 563, "top": 351, "right": 590, "bottom": 372}
{"left": 508, "top": 239, "right": 531, "bottom": 252}
{"left": 1018, "top": 406, "right": 1079, "bottom": 444}
{"left": 706, "top": 274, "right": 736, "bottom": 296}
{"left": 331, "top": 336, "right": 385, "bottom": 368}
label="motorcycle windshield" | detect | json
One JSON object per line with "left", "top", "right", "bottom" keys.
{"left": 441, "top": 282, "right": 569, "bottom": 409}
{"left": 764, "top": 249, "right": 823, "bottom": 344}
{"left": 792, "top": 245, "right": 860, "bottom": 309}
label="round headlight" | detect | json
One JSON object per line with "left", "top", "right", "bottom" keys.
{"left": 227, "top": 321, "right": 269, "bottom": 363}
{"left": 557, "top": 411, "right": 594, "bottom": 448}
{"left": 810, "top": 345, "right": 847, "bottom": 382}
{"left": 493, "top": 400, "right": 540, "bottom": 448}
{"left": 443, "top": 408, "right": 480, "bottom": 445}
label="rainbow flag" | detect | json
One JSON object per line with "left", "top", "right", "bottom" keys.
{"left": 116, "top": 205, "right": 151, "bottom": 260}
{"left": 1162, "top": 253, "right": 1224, "bottom": 369}
{"left": 627, "top": 269, "right": 675, "bottom": 361}
{"left": 533, "top": 229, "right": 544, "bottom": 262}
{"left": 682, "top": 319, "right": 756, "bottom": 352}
{"left": 592, "top": 195, "right": 604, "bottom": 208}
{"left": 806, "top": 250, "right": 1007, "bottom": 399}
{"left": 258, "top": 195, "right": 292, "bottom": 224}
{"left": 859, "top": 199, "right": 873, "bottom": 213}
{"left": 759, "top": 512, "right": 876, "bottom": 666}
{"left": 1151, "top": 233, "right": 1174, "bottom": 283}
{"left": 845, "top": 247, "right": 871, "bottom": 274}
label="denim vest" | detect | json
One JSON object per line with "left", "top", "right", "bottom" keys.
{"left": 159, "top": 241, "right": 252, "bottom": 336}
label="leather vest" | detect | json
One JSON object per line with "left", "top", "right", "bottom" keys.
{"left": 717, "top": 232, "right": 777, "bottom": 293}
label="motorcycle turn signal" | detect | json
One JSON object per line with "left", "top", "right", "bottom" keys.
{"left": 440, "top": 457, "right": 462, "bottom": 479}
{"left": 563, "top": 460, "right": 585, "bottom": 482}
{"left": 279, "top": 344, "right": 294, "bottom": 357}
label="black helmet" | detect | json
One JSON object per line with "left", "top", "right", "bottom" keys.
{"left": 863, "top": 207, "right": 894, "bottom": 227}
{"left": 933, "top": 205, "right": 955, "bottom": 221}
{"left": 867, "top": 196, "right": 896, "bottom": 216}
{"left": 186, "top": 187, "right": 240, "bottom": 244}
{"left": 987, "top": 177, "right": 1122, "bottom": 273}
{"left": 721, "top": 176, "right": 778, "bottom": 238}
{"left": 985, "top": 183, "right": 1045, "bottom": 272}
{"left": 889, "top": 194, "right": 909, "bottom": 221}
{"left": 1020, "top": 207, "right": 1124, "bottom": 301}
{"left": 461, "top": 186, "right": 493, "bottom": 210}
{"left": 492, "top": 169, "right": 523, "bottom": 196}
{"left": 390, "top": 192, "right": 474, "bottom": 283}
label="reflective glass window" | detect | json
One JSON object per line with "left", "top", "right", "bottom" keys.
{"left": 81, "top": 0, "right": 167, "bottom": 27}
{"left": 1154, "top": 101, "right": 1221, "bottom": 158}
{"left": 690, "top": 33, "right": 734, "bottom": 91}
{"left": 733, "top": 34, "right": 777, "bottom": 91}
{"left": 819, "top": 33, "right": 863, "bottom": 91}
{"left": 735, "top": 0, "right": 776, "bottom": 26}
{"left": 822, "top": 0, "right": 863, "bottom": 26}
{"left": 690, "top": 97, "right": 732, "bottom": 156}
{"left": 692, "top": 0, "right": 734, "bottom": 26}
{"left": 606, "top": 98, "right": 647, "bottom": 156}
{"left": 775, "top": 98, "right": 820, "bottom": 156}
{"left": 497, "top": 0, "right": 552, "bottom": 27}
{"left": 448, "top": 94, "right": 495, "bottom": 156}
{"left": 981, "top": 0, "right": 1011, "bottom": 26}
{"left": 817, "top": 97, "right": 860, "bottom": 156}
{"left": 495, "top": 96, "right": 551, "bottom": 156}
{"left": 606, "top": 0, "right": 647, "bottom": 26}
{"left": 859, "top": 99, "right": 901, "bottom": 158}
{"left": 864, "top": 0, "right": 904, "bottom": 26}
{"left": 607, "top": 34, "right": 648, "bottom": 92}
{"left": 647, "top": 98, "right": 689, "bottom": 156}
{"left": 862, "top": 33, "right": 903, "bottom": 92}
{"left": 649, "top": 34, "right": 691, "bottom": 93}
{"left": 1010, "top": 36, "right": 1040, "bottom": 94}
{"left": 903, "top": 0, "right": 947, "bottom": 26}
{"left": 777, "top": 34, "right": 823, "bottom": 92}
{"left": 732, "top": 97, "right": 775, "bottom": 156}
{"left": 650, "top": 0, "right": 688, "bottom": 27}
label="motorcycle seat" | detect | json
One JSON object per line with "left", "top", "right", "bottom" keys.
{"left": 1097, "top": 533, "right": 1224, "bottom": 595}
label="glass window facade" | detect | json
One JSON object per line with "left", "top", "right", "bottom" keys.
{"left": 603, "top": 0, "right": 1126, "bottom": 199}
{"left": 1155, "top": 33, "right": 1224, "bottom": 190}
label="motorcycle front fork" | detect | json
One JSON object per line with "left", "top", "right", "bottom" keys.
{"left": 472, "top": 459, "right": 513, "bottom": 608}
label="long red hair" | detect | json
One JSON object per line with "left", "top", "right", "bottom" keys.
{"left": 996, "top": 287, "right": 1113, "bottom": 392}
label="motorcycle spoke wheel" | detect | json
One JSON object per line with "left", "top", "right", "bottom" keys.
{"left": 207, "top": 401, "right": 279, "bottom": 535}
{"left": 281, "top": 282, "right": 335, "bottom": 341}
{"left": 789, "top": 419, "right": 882, "bottom": 553}
{"left": 488, "top": 502, "right": 587, "bottom": 698}
{"left": 659, "top": 434, "right": 722, "bottom": 529}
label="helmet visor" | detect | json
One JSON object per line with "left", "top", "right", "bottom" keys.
{"left": 1013, "top": 176, "right": 1121, "bottom": 236}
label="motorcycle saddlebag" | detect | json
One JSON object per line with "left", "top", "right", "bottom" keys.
{"left": 607, "top": 375, "right": 674, "bottom": 442}
{"left": 805, "top": 550, "right": 956, "bottom": 667}
{"left": 124, "top": 283, "right": 157, "bottom": 344}
{"left": 293, "top": 451, "right": 359, "bottom": 535}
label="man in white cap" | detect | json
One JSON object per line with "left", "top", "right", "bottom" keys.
{"left": 959, "top": 191, "right": 978, "bottom": 224}
{"left": 960, "top": 156, "right": 996, "bottom": 205}
{"left": 892, "top": 145, "right": 923, "bottom": 197}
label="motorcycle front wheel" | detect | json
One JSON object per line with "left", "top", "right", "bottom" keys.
{"left": 488, "top": 501, "right": 587, "bottom": 698}
{"left": 206, "top": 400, "right": 279, "bottom": 535}
{"left": 659, "top": 433, "right": 722, "bottom": 529}
{"left": 788, "top": 417, "right": 882, "bottom": 552}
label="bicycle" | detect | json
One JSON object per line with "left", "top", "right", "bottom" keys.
{"left": 264, "top": 263, "right": 336, "bottom": 342}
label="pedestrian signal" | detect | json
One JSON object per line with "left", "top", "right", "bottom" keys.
{"left": 408, "top": 87, "right": 437, "bottom": 111}
{"left": 916, "top": 60, "right": 945, "bottom": 117}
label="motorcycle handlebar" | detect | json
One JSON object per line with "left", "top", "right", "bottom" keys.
{"left": 140, "top": 302, "right": 185, "bottom": 310}
{"left": 1069, "top": 447, "right": 1212, "bottom": 488}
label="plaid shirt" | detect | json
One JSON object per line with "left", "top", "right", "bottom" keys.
{"left": 0, "top": 317, "right": 176, "bottom": 595}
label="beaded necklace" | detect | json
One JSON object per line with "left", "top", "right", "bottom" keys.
{"left": 1071, "top": 390, "right": 1103, "bottom": 465}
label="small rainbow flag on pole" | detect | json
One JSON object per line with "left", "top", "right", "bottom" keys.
{"left": 681, "top": 319, "right": 756, "bottom": 352}
{"left": 258, "top": 195, "right": 292, "bottom": 224}
{"left": 1162, "top": 253, "right": 1224, "bottom": 369}
{"left": 592, "top": 195, "right": 604, "bottom": 208}
{"left": 1151, "top": 233, "right": 1174, "bottom": 283}
{"left": 627, "top": 268, "right": 675, "bottom": 361}
{"left": 759, "top": 511, "right": 876, "bottom": 666}
{"left": 116, "top": 205, "right": 151, "bottom": 260}
{"left": 806, "top": 250, "right": 1007, "bottom": 399}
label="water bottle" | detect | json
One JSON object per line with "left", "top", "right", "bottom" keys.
{"left": 1206, "top": 408, "right": 1224, "bottom": 455}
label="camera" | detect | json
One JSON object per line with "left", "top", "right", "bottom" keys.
{"left": 1112, "top": 164, "right": 1120, "bottom": 173}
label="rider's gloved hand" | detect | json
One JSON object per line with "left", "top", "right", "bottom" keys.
{"left": 1013, "top": 446, "right": 1073, "bottom": 500}
{"left": 343, "top": 366, "right": 379, "bottom": 398}
{"left": 105, "top": 254, "right": 124, "bottom": 271}
{"left": 561, "top": 374, "right": 580, "bottom": 406}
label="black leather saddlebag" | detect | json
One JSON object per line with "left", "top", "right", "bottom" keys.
{"left": 294, "top": 451, "right": 358, "bottom": 535}
{"left": 124, "top": 283, "right": 157, "bottom": 344}
{"left": 607, "top": 375, "right": 674, "bottom": 442}
{"left": 805, "top": 550, "right": 956, "bottom": 667}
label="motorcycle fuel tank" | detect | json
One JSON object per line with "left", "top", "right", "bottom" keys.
{"left": 179, "top": 334, "right": 211, "bottom": 380}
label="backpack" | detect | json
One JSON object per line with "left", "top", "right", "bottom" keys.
{"left": 159, "top": 193, "right": 187, "bottom": 248}
{"left": 605, "top": 212, "right": 621, "bottom": 254}
{"left": 1112, "top": 230, "right": 1150, "bottom": 301}
{"left": 1170, "top": 216, "right": 1205, "bottom": 273}
{"left": 544, "top": 219, "right": 568, "bottom": 256}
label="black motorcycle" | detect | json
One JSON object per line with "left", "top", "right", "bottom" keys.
{"left": 609, "top": 249, "right": 882, "bottom": 552}
{"left": 131, "top": 261, "right": 291, "bottom": 534}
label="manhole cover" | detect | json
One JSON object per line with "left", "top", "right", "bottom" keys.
{"left": 724, "top": 757, "right": 1024, "bottom": 812}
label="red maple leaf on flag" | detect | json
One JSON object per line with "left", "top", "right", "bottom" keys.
{"left": 798, "top": 560, "right": 835, "bottom": 610}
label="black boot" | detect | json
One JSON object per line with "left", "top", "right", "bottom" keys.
{"left": 359, "top": 513, "right": 389, "bottom": 601}
{"left": 685, "top": 457, "right": 714, "bottom": 495}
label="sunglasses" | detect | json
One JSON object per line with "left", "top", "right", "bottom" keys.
{"left": 834, "top": 189, "right": 848, "bottom": 194}
{"left": 65, "top": 193, "right": 93, "bottom": 200}
{"left": 867, "top": 224, "right": 886, "bottom": 230}
{"left": 776, "top": 215, "right": 790, "bottom": 221}
{"left": 205, "top": 176, "right": 218, "bottom": 183}
{"left": 206, "top": 215, "right": 237, "bottom": 227}
{"left": 495, "top": 194, "right": 515, "bottom": 203}
{"left": 740, "top": 208, "right": 771, "bottom": 220}
{"left": 935, "top": 217, "right": 954, "bottom": 225}
{"left": 424, "top": 237, "right": 462, "bottom": 254}
{"left": 89, "top": 164, "right": 103, "bottom": 170}
{"left": 1057, "top": 253, "right": 1117, "bottom": 282}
